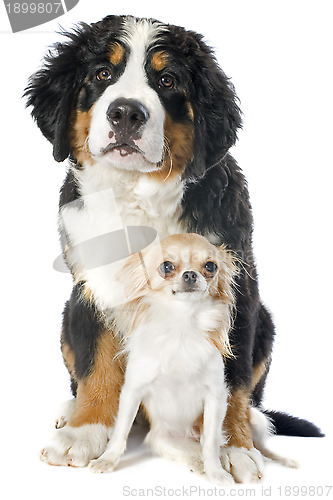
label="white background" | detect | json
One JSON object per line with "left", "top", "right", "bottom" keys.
{"left": 0, "top": 1, "right": 332, "bottom": 498}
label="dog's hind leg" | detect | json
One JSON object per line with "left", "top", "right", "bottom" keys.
{"left": 250, "top": 407, "right": 299, "bottom": 468}
{"left": 54, "top": 399, "right": 76, "bottom": 429}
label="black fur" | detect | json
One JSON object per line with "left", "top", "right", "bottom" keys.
{"left": 25, "top": 15, "right": 323, "bottom": 439}
{"left": 61, "top": 283, "right": 104, "bottom": 381}
{"left": 264, "top": 410, "right": 324, "bottom": 437}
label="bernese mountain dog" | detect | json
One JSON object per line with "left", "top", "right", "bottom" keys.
{"left": 25, "top": 15, "right": 323, "bottom": 482}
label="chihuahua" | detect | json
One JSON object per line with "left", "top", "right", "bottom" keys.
{"left": 89, "top": 233, "right": 237, "bottom": 483}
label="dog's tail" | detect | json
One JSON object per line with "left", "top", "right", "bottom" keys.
{"left": 262, "top": 409, "right": 324, "bottom": 438}
{"left": 250, "top": 407, "right": 324, "bottom": 468}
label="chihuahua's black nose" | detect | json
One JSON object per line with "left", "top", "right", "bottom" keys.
{"left": 107, "top": 98, "right": 149, "bottom": 139}
{"left": 182, "top": 271, "right": 197, "bottom": 284}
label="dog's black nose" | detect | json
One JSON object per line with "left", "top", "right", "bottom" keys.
{"left": 182, "top": 271, "right": 198, "bottom": 284}
{"left": 107, "top": 98, "right": 149, "bottom": 139}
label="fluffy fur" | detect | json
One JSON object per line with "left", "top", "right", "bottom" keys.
{"left": 26, "top": 15, "right": 323, "bottom": 481}
{"left": 90, "top": 234, "right": 236, "bottom": 483}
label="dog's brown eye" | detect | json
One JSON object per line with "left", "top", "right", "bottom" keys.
{"left": 159, "top": 74, "right": 174, "bottom": 89}
{"left": 159, "top": 261, "right": 175, "bottom": 276}
{"left": 96, "top": 68, "right": 112, "bottom": 81}
{"left": 204, "top": 261, "right": 218, "bottom": 274}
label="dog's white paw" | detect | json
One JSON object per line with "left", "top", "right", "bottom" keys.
{"left": 40, "top": 424, "right": 109, "bottom": 467}
{"left": 206, "top": 467, "right": 234, "bottom": 485}
{"left": 54, "top": 399, "right": 76, "bottom": 429}
{"left": 189, "top": 456, "right": 204, "bottom": 474}
{"left": 280, "top": 456, "right": 299, "bottom": 469}
{"left": 264, "top": 450, "right": 299, "bottom": 469}
{"left": 220, "top": 446, "right": 264, "bottom": 483}
{"left": 89, "top": 457, "right": 118, "bottom": 473}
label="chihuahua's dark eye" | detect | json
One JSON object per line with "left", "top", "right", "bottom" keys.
{"left": 159, "top": 261, "right": 175, "bottom": 276}
{"left": 204, "top": 261, "right": 218, "bottom": 274}
{"left": 96, "top": 68, "right": 112, "bottom": 81}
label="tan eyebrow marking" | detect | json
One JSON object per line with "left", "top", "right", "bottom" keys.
{"left": 187, "top": 102, "right": 194, "bottom": 121}
{"left": 151, "top": 51, "right": 169, "bottom": 72}
{"left": 109, "top": 42, "right": 125, "bottom": 66}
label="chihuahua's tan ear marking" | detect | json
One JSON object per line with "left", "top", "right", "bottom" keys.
{"left": 138, "top": 251, "right": 152, "bottom": 288}
{"left": 120, "top": 251, "right": 151, "bottom": 302}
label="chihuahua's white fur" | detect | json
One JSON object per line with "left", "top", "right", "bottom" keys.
{"left": 90, "top": 234, "right": 235, "bottom": 483}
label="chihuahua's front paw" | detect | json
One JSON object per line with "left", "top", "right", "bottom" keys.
{"left": 206, "top": 468, "right": 234, "bottom": 485}
{"left": 89, "top": 457, "right": 117, "bottom": 473}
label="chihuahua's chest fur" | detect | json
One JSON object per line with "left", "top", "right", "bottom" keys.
{"left": 122, "top": 299, "right": 229, "bottom": 436}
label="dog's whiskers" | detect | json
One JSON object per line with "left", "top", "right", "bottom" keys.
{"left": 161, "top": 137, "right": 173, "bottom": 182}
{"left": 83, "top": 135, "right": 90, "bottom": 154}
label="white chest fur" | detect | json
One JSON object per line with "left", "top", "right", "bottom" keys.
{"left": 59, "top": 162, "right": 185, "bottom": 311}
{"left": 123, "top": 299, "right": 229, "bottom": 435}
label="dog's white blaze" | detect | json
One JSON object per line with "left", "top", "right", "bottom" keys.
{"left": 88, "top": 18, "right": 165, "bottom": 169}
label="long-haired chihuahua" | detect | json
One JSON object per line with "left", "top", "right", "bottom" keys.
{"left": 89, "top": 233, "right": 237, "bottom": 483}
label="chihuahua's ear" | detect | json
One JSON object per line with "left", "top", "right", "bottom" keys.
{"left": 217, "top": 245, "right": 237, "bottom": 305}
{"left": 120, "top": 252, "right": 151, "bottom": 302}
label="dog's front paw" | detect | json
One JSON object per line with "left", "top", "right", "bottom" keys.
{"left": 89, "top": 457, "right": 118, "bottom": 473}
{"left": 206, "top": 467, "right": 234, "bottom": 485}
{"left": 220, "top": 446, "right": 264, "bottom": 483}
{"left": 40, "top": 424, "right": 109, "bottom": 467}
{"left": 189, "top": 456, "right": 204, "bottom": 474}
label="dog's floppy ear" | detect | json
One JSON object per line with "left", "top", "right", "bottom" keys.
{"left": 186, "top": 34, "right": 242, "bottom": 180}
{"left": 24, "top": 33, "right": 83, "bottom": 162}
